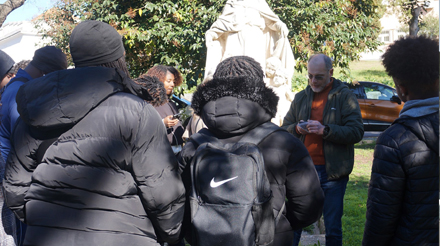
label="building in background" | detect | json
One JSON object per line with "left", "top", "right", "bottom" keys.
{"left": 361, "top": 0, "right": 439, "bottom": 60}
{"left": 0, "top": 21, "right": 49, "bottom": 63}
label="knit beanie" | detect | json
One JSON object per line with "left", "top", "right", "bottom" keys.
{"left": 30, "top": 46, "right": 68, "bottom": 74}
{"left": 69, "top": 20, "right": 125, "bottom": 67}
{"left": 0, "top": 50, "right": 15, "bottom": 79}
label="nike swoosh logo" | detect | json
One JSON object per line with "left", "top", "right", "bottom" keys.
{"left": 210, "top": 176, "right": 238, "bottom": 188}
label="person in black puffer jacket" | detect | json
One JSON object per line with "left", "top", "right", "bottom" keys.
{"left": 178, "top": 56, "right": 324, "bottom": 246}
{"left": 2, "top": 20, "right": 185, "bottom": 246}
{"left": 362, "top": 36, "right": 439, "bottom": 246}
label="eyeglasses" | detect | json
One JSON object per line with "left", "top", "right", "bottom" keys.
{"left": 308, "top": 74, "right": 325, "bottom": 80}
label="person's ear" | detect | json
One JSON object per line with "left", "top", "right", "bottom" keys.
{"left": 398, "top": 84, "right": 408, "bottom": 96}
{"left": 329, "top": 68, "right": 334, "bottom": 77}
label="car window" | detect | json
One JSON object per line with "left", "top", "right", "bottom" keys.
{"left": 364, "top": 84, "right": 394, "bottom": 100}
{"left": 345, "top": 82, "right": 365, "bottom": 99}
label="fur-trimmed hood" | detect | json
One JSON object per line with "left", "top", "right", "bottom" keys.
{"left": 192, "top": 76, "right": 278, "bottom": 117}
{"left": 191, "top": 76, "right": 278, "bottom": 136}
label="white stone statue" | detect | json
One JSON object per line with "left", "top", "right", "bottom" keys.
{"left": 265, "top": 57, "right": 295, "bottom": 125}
{"left": 204, "top": 0, "right": 295, "bottom": 125}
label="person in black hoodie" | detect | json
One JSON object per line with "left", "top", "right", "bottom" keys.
{"left": 3, "top": 20, "right": 185, "bottom": 246}
{"left": 178, "top": 56, "right": 324, "bottom": 246}
{"left": 362, "top": 36, "right": 439, "bottom": 245}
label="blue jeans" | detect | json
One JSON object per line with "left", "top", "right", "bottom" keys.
{"left": 292, "top": 165, "right": 349, "bottom": 246}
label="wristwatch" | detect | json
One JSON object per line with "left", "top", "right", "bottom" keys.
{"left": 323, "top": 125, "right": 330, "bottom": 136}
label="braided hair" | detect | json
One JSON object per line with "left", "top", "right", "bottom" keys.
{"left": 213, "top": 56, "right": 265, "bottom": 79}
{"left": 100, "top": 56, "right": 131, "bottom": 78}
{"left": 134, "top": 74, "right": 168, "bottom": 107}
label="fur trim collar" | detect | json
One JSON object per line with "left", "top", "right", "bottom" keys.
{"left": 191, "top": 76, "right": 279, "bottom": 118}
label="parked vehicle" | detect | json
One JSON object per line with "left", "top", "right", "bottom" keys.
{"left": 344, "top": 81, "right": 404, "bottom": 131}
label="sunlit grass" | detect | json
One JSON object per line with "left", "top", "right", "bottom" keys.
{"left": 342, "top": 142, "right": 374, "bottom": 246}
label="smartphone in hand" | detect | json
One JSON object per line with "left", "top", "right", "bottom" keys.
{"left": 172, "top": 113, "right": 181, "bottom": 120}
{"left": 298, "top": 121, "right": 309, "bottom": 132}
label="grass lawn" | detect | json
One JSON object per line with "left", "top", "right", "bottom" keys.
{"left": 299, "top": 141, "right": 376, "bottom": 246}
{"left": 334, "top": 60, "right": 393, "bottom": 87}
{"left": 342, "top": 141, "right": 375, "bottom": 246}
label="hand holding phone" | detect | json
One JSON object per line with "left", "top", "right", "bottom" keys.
{"left": 297, "top": 121, "right": 309, "bottom": 134}
{"left": 164, "top": 114, "right": 179, "bottom": 128}
{"left": 172, "top": 113, "right": 181, "bottom": 120}
{"left": 298, "top": 121, "right": 308, "bottom": 131}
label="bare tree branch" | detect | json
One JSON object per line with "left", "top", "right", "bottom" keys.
{"left": 0, "top": 0, "right": 27, "bottom": 27}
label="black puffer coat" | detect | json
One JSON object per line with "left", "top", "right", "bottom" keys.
{"left": 363, "top": 111, "right": 439, "bottom": 246}
{"left": 178, "top": 77, "right": 324, "bottom": 246}
{"left": 3, "top": 67, "right": 186, "bottom": 246}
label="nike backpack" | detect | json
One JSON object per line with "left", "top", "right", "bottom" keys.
{"left": 188, "top": 121, "right": 286, "bottom": 246}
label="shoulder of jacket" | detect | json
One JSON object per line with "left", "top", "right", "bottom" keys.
{"left": 376, "top": 122, "right": 408, "bottom": 147}
{"left": 263, "top": 129, "right": 301, "bottom": 145}
{"left": 295, "top": 89, "right": 308, "bottom": 99}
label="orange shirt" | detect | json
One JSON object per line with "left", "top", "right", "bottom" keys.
{"left": 304, "top": 80, "right": 333, "bottom": 165}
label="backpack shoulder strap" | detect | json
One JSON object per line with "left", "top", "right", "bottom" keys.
{"left": 239, "top": 121, "right": 286, "bottom": 146}
{"left": 190, "top": 128, "right": 223, "bottom": 148}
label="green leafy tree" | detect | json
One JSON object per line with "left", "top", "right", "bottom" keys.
{"left": 387, "top": 0, "right": 430, "bottom": 37}
{"left": 38, "top": 0, "right": 383, "bottom": 90}
{"left": 419, "top": 14, "right": 439, "bottom": 38}
{"left": 268, "top": 0, "right": 383, "bottom": 78}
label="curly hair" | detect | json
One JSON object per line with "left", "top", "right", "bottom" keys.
{"left": 10, "top": 60, "right": 31, "bottom": 74}
{"left": 382, "top": 36, "right": 439, "bottom": 91}
{"left": 213, "top": 56, "right": 265, "bottom": 79}
{"left": 134, "top": 74, "right": 168, "bottom": 107}
{"left": 146, "top": 65, "right": 183, "bottom": 87}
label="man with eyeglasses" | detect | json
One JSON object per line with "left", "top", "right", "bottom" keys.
{"left": 282, "top": 53, "right": 363, "bottom": 246}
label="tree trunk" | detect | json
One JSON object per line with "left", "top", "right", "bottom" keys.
{"left": 0, "top": 0, "right": 26, "bottom": 27}
{"left": 409, "top": 5, "right": 422, "bottom": 37}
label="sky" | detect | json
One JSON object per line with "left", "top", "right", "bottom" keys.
{"left": 3, "top": 0, "right": 55, "bottom": 24}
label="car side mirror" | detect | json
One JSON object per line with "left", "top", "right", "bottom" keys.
{"left": 390, "top": 95, "right": 402, "bottom": 105}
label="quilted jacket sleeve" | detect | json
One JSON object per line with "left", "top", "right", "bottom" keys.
{"left": 131, "top": 104, "right": 186, "bottom": 244}
{"left": 3, "top": 119, "right": 41, "bottom": 222}
{"left": 362, "top": 131, "right": 405, "bottom": 245}
{"left": 280, "top": 133, "right": 324, "bottom": 230}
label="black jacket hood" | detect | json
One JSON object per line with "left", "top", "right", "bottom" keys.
{"left": 191, "top": 76, "right": 278, "bottom": 137}
{"left": 16, "top": 67, "right": 152, "bottom": 131}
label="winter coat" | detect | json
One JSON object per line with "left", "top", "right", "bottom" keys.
{"left": 178, "top": 76, "right": 324, "bottom": 246}
{"left": 363, "top": 98, "right": 439, "bottom": 246}
{"left": 0, "top": 69, "right": 32, "bottom": 161}
{"left": 2, "top": 67, "right": 186, "bottom": 246}
{"left": 281, "top": 78, "right": 364, "bottom": 180}
{"left": 0, "top": 152, "right": 16, "bottom": 246}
